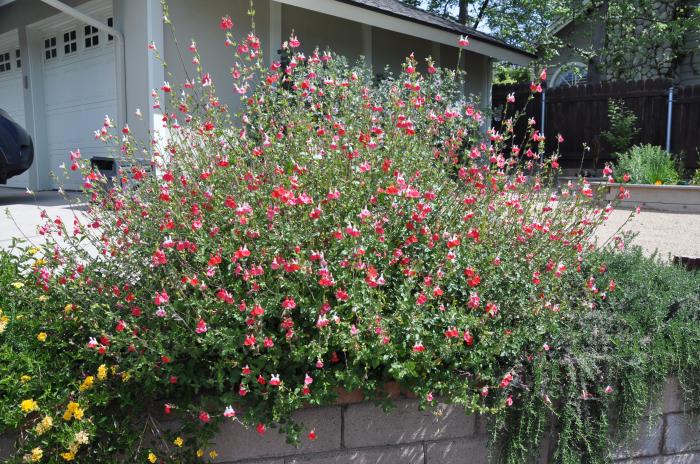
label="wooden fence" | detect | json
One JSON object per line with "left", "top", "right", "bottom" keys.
{"left": 491, "top": 79, "right": 700, "bottom": 172}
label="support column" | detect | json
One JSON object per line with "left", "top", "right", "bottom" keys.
{"left": 20, "top": 25, "right": 50, "bottom": 190}
{"left": 361, "top": 23, "right": 372, "bottom": 70}
{"left": 146, "top": 0, "right": 164, "bottom": 142}
{"left": 431, "top": 41, "right": 440, "bottom": 67}
{"left": 268, "top": 0, "right": 281, "bottom": 66}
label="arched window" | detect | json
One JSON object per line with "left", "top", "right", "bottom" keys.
{"left": 552, "top": 62, "right": 588, "bottom": 87}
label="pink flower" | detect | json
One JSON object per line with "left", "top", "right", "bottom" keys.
{"left": 269, "top": 374, "right": 281, "bottom": 386}
{"left": 500, "top": 372, "right": 513, "bottom": 388}
{"left": 539, "top": 68, "right": 547, "bottom": 81}
{"left": 223, "top": 406, "right": 236, "bottom": 418}
{"left": 282, "top": 297, "right": 297, "bottom": 309}
{"left": 413, "top": 342, "right": 425, "bottom": 352}
{"left": 308, "top": 429, "right": 317, "bottom": 440}
{"left": 506, "top": 93, "right": 515, "bottom": 103}
{"left": 458, "top": 35, "right": 470, "bottom": 47}
{"left": 154, "top": 290, "right": 169, "bottom": 306}
{"left": 256, "top": 423, "right": 266, "bottom": 435}
{"left": 199, "top": 411, "right": 210, "bottom": 423}
{"left": 195, "top": 319, "right": 208, "bottom": 334}
{"left": 604, "top": 385, "right": 613, "bottom": 394}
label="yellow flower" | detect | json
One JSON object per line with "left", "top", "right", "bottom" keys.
{"left": 63, "top": 402, "right": 84, "bottom": 421}
{"left": 209, "top": 450, "right": 218, "bottom": 459}
{"left": 148, "top": 452, "right": 157, "bottom": 463}
{"left": 121, "top": 372, "right": 131, "bottom": 382}
{"left": 64, "top": 304, "right": 74, "bottom": 313}
{"left": 655, "top": 180, "right": 663, "bottom": 185}
{"left": 11, "top": 282, "right": 25, "bottom": 289}
{"left": 79, "top": 376, "right": 94, "bottom": 392}
{"left": 28, "top": 447, "right": 43, "bottom": 462}
{"left": 97, "top": 364, "right": 107, "bottom": 381}
{"left": 33, "top": 258, "right": 46, "bottom": 267}
{"left": 34, "top": 416, "right": 53, "bottom": 435}
{"left": 21, "top": 399, "right": 38, "bottom": 413}
{"left": 60, "top": 451, "right": 75, "bottom": 461}
{"left": 28, "top": 247, "right": 39, "bottom": 256}
{"left": 173, "top": 437, "right": 184, "bottom": 448}
{"left": 21, "top": 375, "right": 32, "bottom": 383}
{"left": 0, "top": 312, "right": 9, "bottom": 333}
{"left": 37, "top": 332, "right": 47, "bottom": 342}
{"left": 196, "top": 449, "right": 204, "bottom": 457}
{"left": 38, "top": 295, "right": 48, "bottom": 302}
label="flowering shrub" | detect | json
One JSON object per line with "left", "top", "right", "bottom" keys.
{"left": 0, "top": 13, "right": 655, "bottom": 463}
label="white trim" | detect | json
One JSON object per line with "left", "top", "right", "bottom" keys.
{"left": 0, "top": 0, "right": 16, "bottom": 7}
{"left": 279, "top": 0, "right": 533, "bottom": 65}
{"left": 551, "top": 60, "right": 587, "bottom": 87}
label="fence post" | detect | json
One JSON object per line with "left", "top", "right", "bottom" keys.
{"left": 541, "top": 87, "right": 546, "bottom": 137}
{"left": 666, "top": 86, "right": 673, "bottom": 153}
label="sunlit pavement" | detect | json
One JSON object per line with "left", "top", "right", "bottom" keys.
{"left": 0, "top": 187, "right": 85, "bottom": 249}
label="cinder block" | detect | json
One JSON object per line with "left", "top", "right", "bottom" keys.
{"left": 613, "top": 418, "right": 663, "bottom": 459}
{"left": 664, "top": 414, "right": 700, "bottom": 454}
{"left": 615, "top": 454, "right": 700, "bottom": 464}
{"left": 425, "top": 438, "right": 489, "bottom": 464}
{"left": 663, "top": 378, "right": 685, "bottom": 414}
{"left": 211, "top": 406, "right": 342, "bottom": 462}
{"left": 344, "top": 399, "right": 475, "bottom": 448}
{"left": 219, "top": 460, "right": 284, "bottom": 464}
{"left": 0, "top": 434, "right": 15, "bottom": 461}
{"left": 287, "top": 444, "right": 424, "bottom": 464}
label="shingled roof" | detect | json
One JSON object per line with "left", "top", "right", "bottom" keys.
{"left": 338, "top": 0, "right": 535, "bottom": 58}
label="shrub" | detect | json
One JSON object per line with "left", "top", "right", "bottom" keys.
{"left": 690, "top": 168, "right": 700, "bottom": 185}
{"left": 614, "top": 144, "right": 681, "bottom": 185}
{"left": 0, "top": 13, "right": 675, "bottom": 464}
{"left": 601, "top": 99, "right": 639, "bottom": 155}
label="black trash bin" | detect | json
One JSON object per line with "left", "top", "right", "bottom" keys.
{"left": 90, "top": 156, "right": 117, "bottom": 183}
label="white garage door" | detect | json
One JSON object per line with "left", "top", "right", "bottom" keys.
{"left": 0, "top": 31, "right": 28, "bottom": 189}
{"left": 37, "top": 1, "right": 117, "bottom": 190}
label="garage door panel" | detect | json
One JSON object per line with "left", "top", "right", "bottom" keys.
{"left": 37, "top": 0, "right": 117, "bottom": 190}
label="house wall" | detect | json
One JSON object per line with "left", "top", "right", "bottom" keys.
{"left": 163, "top": 0, "right": 271, "bottom": 117}
{"left": 678, "top": 29, "right": 700, "bottom": 86}
{"left": 282, "top": 4, "right": 365, "bottom": 63}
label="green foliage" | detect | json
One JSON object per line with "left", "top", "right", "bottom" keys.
{"left": 614, "top": 144, "right": 681, "bottom": 184}
{"left": 493, "top": 63, "right": 531, "bottom": 84}
{"left": 690, "top": 168, "right": 700, "bottom": 185}
{"left": 494, "top": 246, "right": 700, "bottom": 464}
{"left": 601, "top": 99, "right": 640, "bottom": 154}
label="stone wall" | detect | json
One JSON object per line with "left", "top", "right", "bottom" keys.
{"left": 2, "top": 380, "right": 699, "bottom": 463}
{"left": 204, "top": 379, "right": 699, "bottom": 464}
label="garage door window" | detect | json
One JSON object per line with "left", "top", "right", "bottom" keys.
{"left": 107, "top": 17, "right": 114, "bottom": 41}
{"left": 44, "top": 37, "right": 57, "bottom": 60}
{"left": 15, "top": 49, "right": 20, "bottom": 69}
{"left": 84, "top": 25, "right": 99, "bottom": 48}
{"left": 0, "top": 52, "right": 10, "bottom": 73}
{"left": 63, "top": 30, "right": 77, "bottom": 55}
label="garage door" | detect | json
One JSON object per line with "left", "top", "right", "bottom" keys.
{"left": 37, "top": 1, "right": 117, "bottom": 190}
{"left": 0, "top": 30, "right": 28, "bottom": 189}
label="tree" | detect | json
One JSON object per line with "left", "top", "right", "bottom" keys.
{"left": 402, "top": 0, "right": 700, "bottom": 81}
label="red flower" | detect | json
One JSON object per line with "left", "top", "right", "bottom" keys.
{"left": 199, "top": 411, "right": 211, "bottom": 423}
{"left": 219, "top": 15, "right": 233, "bottom": 30}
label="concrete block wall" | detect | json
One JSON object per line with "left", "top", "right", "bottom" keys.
{"left": 210, "top": 400, "right": 489, "bottom": 464}
{"left": 1, "top": 379, "right": 699, "bottom": 463}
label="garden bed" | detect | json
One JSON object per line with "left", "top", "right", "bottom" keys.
{"left": 595, "top": 182, "right": 700, "bottom": 213}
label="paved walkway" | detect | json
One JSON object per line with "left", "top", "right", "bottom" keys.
{"left": 0, "top": 187, "right": 84, "bottom": 248}
{"left": 2, "top": 187, "right": 699, "bottom": 259}
{"left": 595, "top": 208, "right": 700, "bottom": 259}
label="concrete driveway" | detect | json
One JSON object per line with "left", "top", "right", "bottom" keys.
{"left": 0, "top": 187, "right": 85, "bottom": 249}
